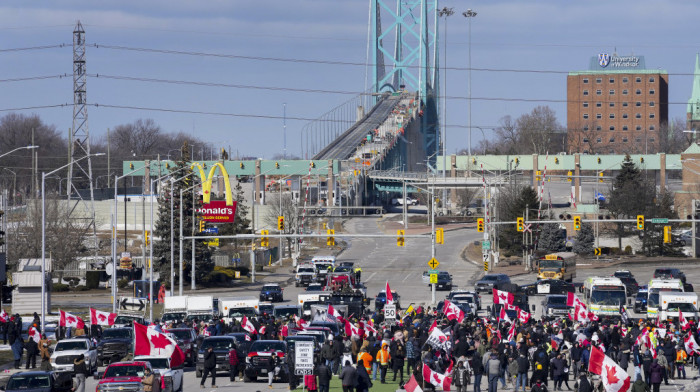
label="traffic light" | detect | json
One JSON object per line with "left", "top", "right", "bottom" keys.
{"left": 598, "top": 172, "right": 604, "bottom": 183}
{"left": 199, "top": 220, "right": 205, "bottom": 232}
{"left": 145, "top": 230, "right": 150, "bottom": 246}
{"left": 477, "top": 218, "right": 484, "bottom": 233}
{"left": 240, "top": 162, "right": 244, "bottom": 169}
{"left": 536, "top": 171, "right": 542, "bottom": 181}
{"left": 637, "top": 215, "right": 644, "bottom": 230}
{"left": 261, "top": 230, "right": 269, "bottom": 247}
{"left": 310, "top": 162, "right": 315, "bottom": 168}
{"left": 0, "top": 209, "right": 5, "bottom": 247}
{"left": 554, "top": 157, "right": 559, "bottom": 164}
{"left": 275, "top": 162, "right": 280, "bottom": 169}
{"left": 397, "top": 230, "right": 405, "bottom": 247}
{"left": 327, "top": 229, "right": 335, "bottom": 246}
{"left": 573, "top": 216, "right": 581, "bottom": 231}
{"left": 516, "top": 217, "right": 524, "bottom": 232}
{"left": 663, "top": 226, "right": 672, "bottom": 243}
{"left": 436, "top": 228, "right": 444, "bottom": 245}
{"left": 277, "top": 216, "right": 285, "bottom": 231}
{"left": 567, "top": 171, "right": 573, "bottom": 182}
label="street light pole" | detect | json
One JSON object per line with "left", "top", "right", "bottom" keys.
{"left": 439, "top": 7, "right": 454, "bottom": 211}
{"left": 462, "top": 9, "right": 477, "bottom": 157}
{"left": 42, "top": 152, "right": 103, "bottom": 333}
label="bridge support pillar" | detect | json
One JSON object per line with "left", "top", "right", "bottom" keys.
{"left": 531, "top": 154, "right": 538, "bottom": 187}
{"left": 143, "top": 160, "right": 150, "bottom": 195}
{"left": 574, "top": 153, "right": 581, "bottom": 204}
{"left": 450, "top": 155, "right": 457, "bottom": 204}
{"left": 327, "top": 160, "right": 334, "bottom": 207}
{"left": 255, "top": 160, "right": 265, "bottom": 205}
{"left": 660, "top": 153, "right": 666, "bottom": 190}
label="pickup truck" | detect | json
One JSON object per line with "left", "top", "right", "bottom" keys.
{"left": 391, "top": 197, "right": 418, "bottom": 206}
{"left": 134, "top": 355, "right": 184, "bottom": 392}
{"left": 50, "top": 337, "right": 98, "bottom": 374}
{"left": 94, "top": 361, "right": 157, "bottom": 392}
{"left": 96, "top": 327, "right": 133, "bottom": 366}
{"left": 295, "top": 264, "right": 317, "bottom": 287}
{"left": 3, "top": 371, "right": 73, "bottom": 392}
{"left": 244, "top": 340, "right": 288, "bottom": 382}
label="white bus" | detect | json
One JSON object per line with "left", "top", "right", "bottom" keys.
{"left": 583, "top": 277, "right": 627, "bottom": 318}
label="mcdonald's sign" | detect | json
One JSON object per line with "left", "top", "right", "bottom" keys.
{"left": 192, "top": 162, "right": 236, "bottom": 223}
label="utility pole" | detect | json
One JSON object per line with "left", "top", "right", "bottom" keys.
{"left": 107, "top": 128, "right": 110, "bottom": 188}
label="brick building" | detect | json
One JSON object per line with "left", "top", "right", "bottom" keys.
{"left": 567, "top": 54, "right": 668, "bottom": 154}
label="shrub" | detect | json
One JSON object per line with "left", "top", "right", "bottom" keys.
{"left": 53, "top": 283, "right": 69, "bottom": 292}
{"left": 117, "top": 278, "right": 129, "bottom": 289}
{"left": 74, "top": 285, "right": 90, "bottom": 291}
{"left": 624, "top": 245, "right": 633, "bottom": 255}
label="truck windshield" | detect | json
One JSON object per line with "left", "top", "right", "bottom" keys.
{"left": 229, "top": 307, "right": 257, "bottom": 318}
{"left": 102, "top": 329, "right": 131, "bottom": 339}
{"left": 7, "top": 375, "right": 51, "bottom": 389}
{"left": 298, "top": 268, "right": 314, "bottom": 274}
{"left": 168, "top": 330, "right": 192, "bottom": 340}
{"left": 667, "top": 302, "right": 697, "bottom": 312}
{"left": 161, "top": 312, "right": 186, "bottom": 323}
{"left": 274, "top": 308, "right": 300, "bottom": 318}
{"left": 590, "top": 290, "right": 626, "bottom": 305}
{"left": 104, "top": 365, "right": 145, "bottom": 378}
{"left": 55, "top": 341, "right": 88, "bottom": 351}
{"left": 249, "top": 341, "right": 286, "bottom": 353}
{"left": 648, "top": 289, "right": 682, "bottom": 308}
{"left": 142, "top": 358, "right": 169, "bottom": 369}
{"left": 201, "top": 339, "right": 234, "bottom": 350}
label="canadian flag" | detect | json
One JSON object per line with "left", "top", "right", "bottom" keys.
{"left": 506, "top": 322, "right": 517, "bottom": 342}
{"left": 517, "top": 308, "right": 530, "bottom": 324}
{"left": 385, "top": 281, "right": 394, "bottom": 305}
{"left": 294, "top": 315, "right": 307, "bottom": 329}
{"left": 567, "top": 292, "right": 585, "bottom": 308}
{"left": 404, "top": 374, "right": 424, "bottom": 392}
{"left": 133, "top": 322, "right": 185, "bottom": 368}
{"left": 684, "top": 335, "right": 700, "bottom": 354}
{"left": 679, "top": 310, "right": 689, "bottom": 330}
{"left": 344, "top": 320, "right": 361, "bottom": 337}
{"left": 587, "top": 311, "right": 599, "bottom": 322}
{"left": 259, "top": 325, "right": 267, "bottom": 335}
{"left": 328, "top": 304, "right": 343, "bottom": 319}
{"left": 90, "top": 308, "right": 117, "bottom": 326}
{"left": 443, "top": 300, "right": 465, "bottom": 323}
{"left": 0, "top": 310, "right": 7, "bottom": 323}
{"left": 364, "top": 322, "right": 377, "bottom": 338}
{"left": 28, "top": 326, "right": 41, "bottom": 343}
{"left": 588, "top": 345, "right": 630, "bottom": 392}
{"left": 59, "top": 310, "right": 85, "bottom": 329}
{"left": 499, "top": 307, "right": 511, "bottom": 323}
{"left": 422, "top": 364, "right": 452, "bottom": 391}
{"left": 572, "top": 303, "right": 589, "bottom": 322}
{"left": 493, "top": 288, "right": 514, "bottom": 305}
{"left": 241, "top": 316, "right": 257, "bottom": 335}
{"left": 428, "top": 320, "right": 438, "bottom": 333}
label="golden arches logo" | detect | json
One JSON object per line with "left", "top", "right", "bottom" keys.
{"left": 191, "top": 162, "right": 233, "bottom": 206}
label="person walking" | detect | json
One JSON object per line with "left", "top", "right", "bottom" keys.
{"left": 377, "top": 342, "right": 391, "bottom": 384}
{"left": 452, "top": 361, "right": 470, "bottom": 392}
{"left": 200, "top": 346, "right": 217, "bottom": 389}
{"left": 321, "top": 339, "right": 341, "bottom": 375}
{"left": 316, "top": 361, "right": 333, "bottom": 392}
{"left": 675, "top": 345, "right": 688, "bottom": 379}
{"left": 10, "top": 335, "right": 23, "bottom": 370}
{"left": 24, "top": 335, "right": 37, "bottom": 369}
{"left": 551, "top": 354, "right": 566, "bottom": 391}
{"left": 73, "top": 354, "right": 88, "bottom": 392}
{"left": 39, "top": 338, "right": 51, "bottom": 371}
{"left": 141, "top": 367, "right": 155, "bottom": 392}
{"left": 486, "top": 350, "right": 501, "bottom": 392}
{"left": 391, "top": 338, "right": 406, "bottom": 384}
{"left": 516, "top": 352, "right": 529, "bottom": 392}
{"left": 472, "top": 350, "right": 485, "bottom": 392}
{"left": 575, "top": 374, "right": 593, "bottom": 392}
{"left": 650, "top": 359, "right": 663, "bottom": 392}
{"left": 531, "top": 378, "right": 548, "bottom": 392}
{"left": 356, "top": 364, "right": 372, "bottom": 392}
{"left": 339, "top": 360, "right": 358, "bottom": 392}
{"left": 631, "top": 374, "right": 650, "bottom": 392}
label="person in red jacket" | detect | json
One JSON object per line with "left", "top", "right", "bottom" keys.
{"left": 228, "top": 348, "right": 240, "bottom": 382}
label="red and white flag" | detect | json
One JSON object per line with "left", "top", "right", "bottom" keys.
{"left": 28, "top": 326, "right": 41, "bottom": 343}
{"left": 344, "top": 320, "right": 361, "bottom": 337}
{"left": 684, "top": 335, "right": 700, "bottom": 354}
{"left": 587, "top": 311, "right": 599, "bottom": 322}
{"left": 328, "top": 304, "right": 343, "bottom": 319}
{"left": 428, "top": 320, "right": 438, "bottom": 333}
{"left": 588, "top": 345, "right": 630, "bottom": 392}
{"left": 241, "top": 316, "right": 257, "bottom": 335}
{"left": 571, "top": 303, "right": 589, "bottom": 322}
{"left": 404, "top": 374, "right": 424, "bottom": 392}
{"left": 259, "top": 325, "right": 267, "bottom": 335}
{"left": 517, "top": 308, "right": 530, "bottom": 324}
{"left": 443, "top": 300, "right": 465, "bottom": 323}
{"left": 294, "top": 315, "right": 307, "bottom": 329}
{"left": 679, "top": 310, "right": 690, "bottom": 330}
{"left": 364, "top": 322, "right": 377, "bottom": 338}
{"left": 385, "top": 281, "right": 394, "bottom": 305}
{"left": 59, "top": 310, "right": 85, "bottom": 329}
{"left": 422, "top": 364, "right": 452, "bottom": 391}
{"left": 499, "top": 307, "right": 511, "bottom": 323}
{"left": 567, "top": 292, "right": 585, "bottom": 308}
{"left": 0, "top": 310, "right": 7, "bottom": 323}
{"left": 281, "top": 324, "right": 289, "bottom": 337}
{"left": 506, "top": 322, "right": 517, "bottom": 342}
{"left": 133, "top": 322, "right": 185, "bottom": 368}
{"left": 90, "top": 308, "right": 117, "bottom": 326}
{"left": 493, "top": 289, "right": 514, "bottom": 305}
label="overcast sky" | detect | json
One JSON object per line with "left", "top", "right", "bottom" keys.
{"left": 2, "top": 0, "right": 699, "bottom": 160}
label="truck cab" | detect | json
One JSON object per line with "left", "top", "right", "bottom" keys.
{"left": 218, "top": 296, "right": 259, "bottom": 324}
{"left": 658, "top": 291, "right": 698, "bottom": 324}
{"left": 134, "top": 356, "right": 183, "bottom": 392}
{"left": 94, "top": 361, "right": 155, "bottom": 392}
{"left": 295, "top": 264, "right": 317, "bottom": 287}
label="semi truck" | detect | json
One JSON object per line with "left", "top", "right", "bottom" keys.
{"left": 162, "top": 296, "right": 188, "bottom": 324}
{"left": 185, "top": 295, "right": 216, "bottom": 323}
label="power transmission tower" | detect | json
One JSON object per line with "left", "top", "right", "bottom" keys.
{"left": 68, "top": 21, "right": 98, "bottom": 252}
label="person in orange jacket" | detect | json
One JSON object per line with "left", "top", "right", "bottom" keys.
{"left": 377, "top": 342, "right": 391, "bottom": 383}
{"left": 357, "top": 347, "right": 373, "bottom": 373}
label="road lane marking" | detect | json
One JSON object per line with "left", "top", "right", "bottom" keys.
{"left": 365, "top": 272, "right": 377, "bottom": 282}
{"left": 403, "top": 272, "right": 413, "bottom": 282}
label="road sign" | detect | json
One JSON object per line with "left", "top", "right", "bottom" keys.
{"left": 483, "top": 261, "right": 488, "bottom": 272}
{"left": 430, "top": 274, "right": 438, "bottom": 284}
{"left": 482, "top": 241, "right": 491, "bottom": 250}
{"left": 206, "top": 238, "right": 220, "bottom": 247}
{"left": 384, "top": 304, "right": 396, "bottom": 320}
{"left": 294, "top": 341, "right": 314, "bottom": 376}
{"left": 594, "top": 248, "right": 602, "bottom": 256}
{"left": 523, "top": 224, "right": 532, "bottom": 233}
{"left": 651, "top": 218, "right": 669, "bottom": 224}
{"left": 428, "top": 258, "right": 440, "bottom": 269}
{"left": 202, "top": 227, "right": 219, "bottom": 234}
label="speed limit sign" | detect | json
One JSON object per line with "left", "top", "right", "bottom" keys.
{"left": 384, "top": 304, "right": 396, "bottom": 320}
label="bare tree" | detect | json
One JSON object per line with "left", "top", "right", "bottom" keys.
{"left": 111, "top": 119, "right": 162, "bottom": 158}
{"left": 658, "top": 117, "right": 692, "bottom": 153}
{"left": 517, "top": 106, "right": 562, "bottom": 154}
{"left": 455, "top": 188, "right": 478, "bottom": 213}
{"left": 264, "top": 193, "right": 299, "bottom": 258}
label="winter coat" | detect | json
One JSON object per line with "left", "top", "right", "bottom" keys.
{"left": 24, "top": 338, "right": 38, "bottom": 356}
{"left": 142, "top": 372, "right": 155, "bottom": 392}
{"left": 517, "top": 355, "right": 530, "bottom": 374}
{"left": 576, "top": 375, "right": 593, "bottom": 392}
{"left": 339, "top": 364, "right": 358, "bottom": 387}
{"left": 551, "top": 357, "right": 566, "bottom": 377}
{"left": 203, "top": 350, "right": 217, "bottom": 370}
{"left": 472, "top": 354, "right": 485, "bottom": 376}
{"left": 316, "top": 363, "right": 332, "bottom": 386}
{"left": 507, "top": 359, "right": 519, "bottom": 377}
{"left": 304, "top": 375, "right": 317, "bottom": 390}
{"left": 73, "top": 358, "right": 88, "bottom": 376}
{"left": 391, "top": 340, "right": 405, "bottom": 370}
{"left": 532, "top": 382, "right": 548, "bottom": 392}
{"left": 452, "top": 367, "right": 470, "bottom": 387}
{"left": 321, "top": 342, "right": 340, "bottom": 361}
{"left": 486, "top": 355, "right": 501, "bottom": 376}
{"left": 356, "top": 365, "right": 372, "bottom": 392}
{"left": 631, "top": 378, "right": 650, "bottom": 392}
{"left": 649, "top": 363, "right": 663, "bottom": 384}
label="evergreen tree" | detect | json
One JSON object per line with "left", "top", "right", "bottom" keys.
{"left": 607, "top": 154, "right": 654, "bottom": 249}
{"left": 497, "top": 185, "right": 540, "bottom": 254}
{"left": 537, "top": 223, "right": 565, "bottom": 253}
{"left": 640, "top": 191, "right": 683, "bottom": 256}
{"left": 153, "top": 142, "right": 213, "bottom": 288}
{"left": 217, "top": 181, "right": 251, "bottom": 251}
{"left": 572, "top": 223, "right": 594, "bottom": 255}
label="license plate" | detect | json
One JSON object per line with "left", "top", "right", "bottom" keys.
{"left": 261, "top": 369, "right": 268, "bottom": 374}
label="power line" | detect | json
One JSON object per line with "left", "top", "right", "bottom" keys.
{"left": 0, "top": 75, "right": 69, "bottom": 83}
{"left": 0, "top": 44, "right": 68, "bottom": 52}
{"left": 0, "top": 104, "right": 72, "bottom": 112}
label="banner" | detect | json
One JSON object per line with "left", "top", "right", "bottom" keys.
{"left": 426, "top": 327, "right": 453, "bottom": 351}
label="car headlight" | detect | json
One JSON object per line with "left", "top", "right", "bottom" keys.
{"left": 198, "top": 354, "right": 204, "bottom": 359}
{"left": 225, "top": 353, "right": 230, "bottom": 360}
{"left": 245, "top": 357, "right": 251, "bottom": 363}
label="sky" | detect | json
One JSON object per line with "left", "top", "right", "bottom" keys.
{"left": 2, "top": 0, "right": 700, "bottom": 160}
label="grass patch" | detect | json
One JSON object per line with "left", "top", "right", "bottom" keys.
{"left": 327, "top": 373, "right": 403, "bottom": 392}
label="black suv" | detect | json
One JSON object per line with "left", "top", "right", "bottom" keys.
{"left": 522, "top": 279, "right": 574, "bottom": 296}
{"left": 475, "top": 274, "right": 511, "bottom": 293}
{"left": 653, "top": 268, "right": 686, "bottom": 283}
{"left": 541, "top": 294, "right": 570, "bottom": 317}
{"left": 435, "top": 272, "right": 453, "bottom": 291}
{"left": 244, "top": 340, "right": 288, "bottom": 382}
{"left": 259, "top": 284, "right": 284, "bottom": 302}
{"left": 96, "top": 328, "right": 133, "bottom": 366}
{"left": 168, "top": 327, "right": 198, "bottom": 366}
{"left": 375, "top": 291, "right": 400, "bottom": 311}
{"left": 196, "top": 336, "right": 237, "bottom": 379}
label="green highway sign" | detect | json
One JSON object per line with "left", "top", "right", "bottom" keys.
{"left": 650, "top": 218, "right": 668, "bottom": 224}
{"left": 482, "top": 241, "right": 491, "bottom": 250}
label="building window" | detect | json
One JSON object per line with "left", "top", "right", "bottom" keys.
{"left": 596, "top": 137, "right": 602, "bottom": 143}
{"left": 609, "top": 136, "right": 615, "bottom": 141}
{"left": 636, "top": 126, "right": 642, "bottom": 131}
{"left": 583, "top": 126, "right": 589, "bottom": 131}
{"left": 596, "top": 89, "right": 602, "bottom": 95}
{"left": 636, "top": 113, "right": 641, "bottom": 119}
{"left": 649, "top": 125, "right": 655, "bottom": 130}
{"left": 583, "top": 78, "right": 589, "bottom": 84}
{"left": 596, "top": 113, "right": 602, "bottom": 119}
{"left": 636, "top": 77, "right": 642, "bottom": 82}
{"left": 596, "top": 102, "right": 602, "bottom": 107}
{"left": 623, "top": 89, "right": 628, "bottom": 95}
{"left": 636, "top": 137, "right": 642, "bottom": 143}
{"left": 623, "top": 137, "right": 628, "bottom": 142}
{"left": 649, "top": 101, "right": 655, "bottom": 107}
{"left": 583, "top": 90, "right": 589, "bottom": 96}
{"left": 583, "top": 137, "right": 589, "bottom": 143}
{"left": 583, "top": 102, "right": 589, "bottom": 108}
{"left": 583, "top": 113, "right": 589, "bottom": 119}
{"left": 649, "top": 77, "right": 655, "bottom": 82}
{"left": 596, "top": 78, "right": 602, "bottom": 83}
{"left": 623, "top": 113, "right": 628, "bottom": 119}
{"left": 609, "top": 78, "right": 615, "bottom": 83}
{"left": 649, "top": 137, "right": 655, "bottom": 143}
{"left": 609, "top": 113, "right": 615, "bottom": 119}
{"left": 636, "top": 89, "right": 642, "bottom": 95}
{"left": 596, "top": 126, "right": 602, "bottom": 131}
{"left": 609, "top": 102, "right": 615, "bottom": 107}
{"left": 622, "top": 102, "right": 628, "bottom": 107}
{"left": 649, "top": 113, "right": 655, "bottom": 119}
{"left": 609, "top": 127, "right": 615, "bottom": 132}
{"left": 623, "top": 77, "right": 629, "bottom": 83}
{"left": 649, "top": 89, "right": 655, "bottom": 95}
{"left": 623, "top": 126, "right": 629, "bottom": 131}
{"left": 609, "top": 89, "right": 615, "bottom": 95}
{"left": 636, "top": 102, "right": 642, "bottom": 107}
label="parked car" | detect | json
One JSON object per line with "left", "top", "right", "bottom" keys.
{"left": 521, "top": 280, "right": 575, "bottom": 296}
{"left": 3, "top": 371, "right": 73, "bottom": 392}
{"left": 50, "top": 337, "right": 98, "bottom": 374}
{"left": 259, "top": 284, "right": 284, "bottom": 302}
{"left": 166, "top": 328, "right": 198, "bottom": 366}
{"left": 96, "top": 327, "right": 133, "bottom": 366}
{"left": 196, "top": 336, "right": 238, "bottom": 379}
{"left": 474, "top": 274, "right": 511, "bottom": 293}
{"left": 653, "top": 268, "right": 686, "bottom": 283}
{"left": 541, "top": 294, "right": 570, "bottom": 317}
